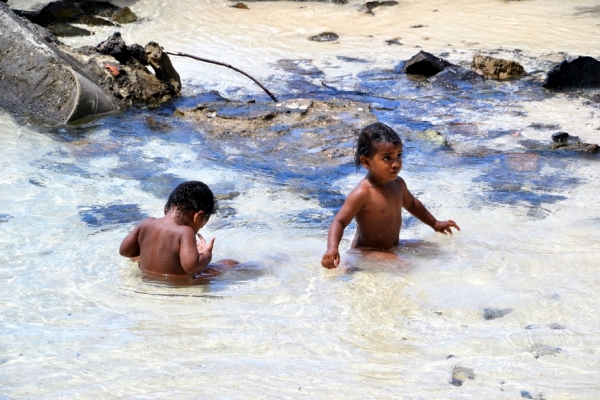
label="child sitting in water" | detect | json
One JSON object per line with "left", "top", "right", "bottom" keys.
{"left": 120, "top": 181, "right": 237, "bottom": 283}
{"left": 321, "top": 122, "right": 460, "bottom": 269}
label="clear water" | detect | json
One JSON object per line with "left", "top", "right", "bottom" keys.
{"left": 1, "top": 0, "right": 600, "bottom": 398}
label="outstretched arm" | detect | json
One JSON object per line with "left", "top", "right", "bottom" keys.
{"left": 119, "top": 224, "right": 141, "bottom": 258}
{"left": 179, "top": 229, "right": 214, "bottom": 274}
{"left": 322, "top": 187, "right": 367, "bottom": 269}
{"left": 402, "top": 183, "right": 460, "bottom": 234}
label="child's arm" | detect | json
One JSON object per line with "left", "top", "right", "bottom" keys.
{"left": 322, "top": 187, "right": 368, "bottom": 269}
{"left": 119, "top": 224, "right": 141, "bottom": 258}
{"left": 179, "top": 229, "right": 214, "bottom": 274}
{"left": 401, "top": 181, "right": 460, "bottom": 234}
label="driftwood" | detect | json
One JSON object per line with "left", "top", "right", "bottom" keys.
{"left": 165, "top": 51, "right": 278, "bottom": 102}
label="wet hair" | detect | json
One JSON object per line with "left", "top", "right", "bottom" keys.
{"left": 164, "top": 181, "right": 217, "bottom": 217}
{"left": 354, "top": 122, "right": 402, "bottom": 170}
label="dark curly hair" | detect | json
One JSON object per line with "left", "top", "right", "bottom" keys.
{"left": 354, "top": 122, "right": 402, "bottom": 171}
{"left": 164, "top": 181, "right": 217, "bottom": 216}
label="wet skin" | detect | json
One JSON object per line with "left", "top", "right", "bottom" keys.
{"left": 321, "top": 142, "right": 460, "bottom": 269}
{"left": 120, "top": 208, "right": 234, "bottom": 279}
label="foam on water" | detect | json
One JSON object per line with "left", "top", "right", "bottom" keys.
{"left": 2, "top": 0, "right": 600, "bottom": 398}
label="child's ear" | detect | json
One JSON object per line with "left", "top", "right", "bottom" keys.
{"left": 194, "top": 210, "right": 206, "bottom": 223}
{"left": 359, "top": 155, "right": 370, "bottom": 169}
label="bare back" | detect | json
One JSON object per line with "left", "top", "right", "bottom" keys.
{"left": 352, "top": 176, "right": 406, "bottom": 249}
{"left": 124, "top": 217, "right": 196, "bottom": 275}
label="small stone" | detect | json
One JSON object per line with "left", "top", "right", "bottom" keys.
{"left": 551, "top": 132, "right": 569, "bottom": 143}
{"left": 548, "top": 323, "right": 565, "bottom": 330}
{"left": 410, "top": 24, "right": 427, "bottom": 28}
{"left": 385, "top": 38, "right": 403, "bottom": 45}
{"left": 521, "top": 391, "right": 534, "bottom": 399}
{"left": 112, "top": 7, "right": 137, "bottom": 24}
{"left": 231, "top": 3, "right": 249, "bottom": 9}
{"left": 483, "top": 308, "right": 512, "bottom": 320}
{"left": 309, "top": 32, "right": 339, "bottom": 42}
{"left": 402, "top": 51, "right": 451, "bottom": 76}
{"left": 472, "top": 54, "right": 525, "bottom": 80}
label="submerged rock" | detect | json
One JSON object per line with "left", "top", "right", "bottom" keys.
{"left": 402, "top": 51, "right": 451, "bottom": 77}
{"left": 408, "top": 129, "right": 449, "bottom": 146}
{"left": 483, "top": 308, "right": 512, "bottom": 320}
{"left": 309, "top": 32, "right": 339, "bottom": 42}
{"left": 528, "top": 344, "right": 561, "bottom": 359}
{"left": 176, "top": 98, "right": 377, "bottom": 166}
{"left": 548, "top": 323, "right": 565, "bottom": 330}
{"left": 472, "top": 54, "right": 525, "bottom": 80}
{"left": 543, "top": 56, "right": 600, "bottom": 89}
{"left": 450, "top": 366, "right": 475, "bottom": 386}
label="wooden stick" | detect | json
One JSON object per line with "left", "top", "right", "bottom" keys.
{"left": 165, "top": 51, "right": 278, "bottom": 102}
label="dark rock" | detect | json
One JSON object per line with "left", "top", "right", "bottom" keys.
{"left": 528, "top": 123, "right": 560, "bottom": 131}
{"left": 543, "top": 56, "right": 600, "bottom": 89}
{"left": 359, "top": 1, "right": 398, "bottom": 12}
{"left": 450, "top": 366, "right": 475, "bottom": 386}
{"left": 128, "top": 43, "right": 148, "bottom": 65}
{"left": 410, "top": 24, "right": 427, "bottom": 28}
{"left": 96, "top": 32, "right": 129, "bottom": 63}
{"left": 47, "top": 22, "right": 92, "bottom": 37}
{"left": 521, "top": 391, "right": 535, "bottom": 399}
{"left": 68, "top": 34, "right": 182, "bottom": 108}
{"left": 472, "top": 54, "right": 525, "bottom": 80}
{"left": 551, "top": 132, "right": 569, "bottom": 143}
{"left": 37, "top": 2, "right": 84, "bottom": 23}
{"left": 385, "top": 38, "right": 403, "bottom": 45}
{"left": 72, "top": 15, "right": 116, "bottom": 27}
{"left": 483, "top": 308, "right": 512, "bottom": 320}
{"left": 309, "top": 32, "right": 339, "bottom": 42}
{"left": 111, "top": 7, "right": 137, "bottom": 24}
{"left": 548, "top": 323, "right": 565, "bottom": 330}
{"left": 402, "top": 50, "right": 451, "bottom": 77}
{"left": 79, "top": 1, "right": 120, "bottom": 17}
{"left": 231, "top": 3, "right": 249, "bottom": 9}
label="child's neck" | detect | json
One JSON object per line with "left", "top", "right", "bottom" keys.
{"left": 366, "top": 172, "right": 394, "bottom": 187}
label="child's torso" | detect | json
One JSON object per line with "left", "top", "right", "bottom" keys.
{"left": 353, "top": 179, "right": 403, "bottom": 250}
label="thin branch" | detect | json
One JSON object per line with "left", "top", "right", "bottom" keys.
{"left": 165, "top": 51, "right": 278, "bottom": 102}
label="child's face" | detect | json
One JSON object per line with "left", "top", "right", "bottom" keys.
{"left": 361, "top": 142, "right": 403, "bottom": 181}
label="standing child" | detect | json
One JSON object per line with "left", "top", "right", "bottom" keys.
{"left": 321, "top": 123, "right": 460, "bottom": 269}
{"left": 120, "top": 180, "right": 238, "bottom": 283}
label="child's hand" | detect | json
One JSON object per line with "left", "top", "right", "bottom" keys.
{"left": 321, "top": 248, "right": 340, "bottom": 269}
{"left": 196, "top": 233, "right": 215, "bottom": 255}
{"left": 433, "top": 220, "right": 460, "bottom": 235}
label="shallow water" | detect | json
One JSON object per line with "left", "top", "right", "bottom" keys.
{"left": 1, "top": 0, "right": 600, "bottom": 398}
